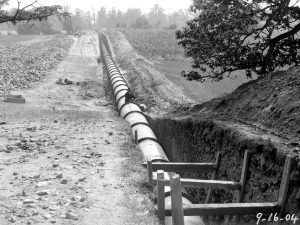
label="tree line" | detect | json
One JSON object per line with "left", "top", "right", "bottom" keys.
{"left": 0, "top": 2, "right": 192, "bottom": 34}
{"left": 96, "top": 4, "right": 192, "bottom": 30}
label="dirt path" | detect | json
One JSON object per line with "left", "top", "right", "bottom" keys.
{"left": 0, "top": 34, "right": 138, "bottom": 225}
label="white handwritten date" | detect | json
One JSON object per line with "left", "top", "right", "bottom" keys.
{"left": 256, "top": 212, "right": 299, "bottom": 224}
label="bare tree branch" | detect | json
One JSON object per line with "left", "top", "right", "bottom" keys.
{"left": 0, "top": 0, "right": 69, "bottom": 24}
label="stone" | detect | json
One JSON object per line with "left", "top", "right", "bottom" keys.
{"left": 23, "top": 199, "right": 36, "bottom": 204}
{"left": 26, "top": 126, "right": 37, "bottom": 131}
{"left": 77, "top": 177, "right": 86, "bottom": 182}
{"left": 8, "top": 215, "right": 16, "bottom": 223}
{"left": 37, "top": 190, "right": 50, "bottom": 196}
{"left": 42, "top": 213, "right": 52, "bottom": 219}
{"left": 56, "top": 173, "right": 63, "bottom": 179}
{"left": 36, "top": 181, "right": 48, "bottom": 187}
{"left": 61, "top": 179, "right": 68, "bottom": 184}
{"left": 65, "top": 212, "right": 79, "bottom": 220}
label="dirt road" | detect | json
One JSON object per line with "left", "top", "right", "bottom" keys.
{"left": 0, "top": 34, "right": 145, "bottom": 225}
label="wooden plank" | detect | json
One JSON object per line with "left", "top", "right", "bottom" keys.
{"left": 153, "top": 178, "right": 241, "bottom": 191}
{"left": 141, "top": 162, "right": 216, "bottom": 173}
{"left": 205, "top": 152, "right": 221, "bottom": 203}
{"left": 4, "top": 97, "right": 25, "bottom": 104}
{"left": 147, "top": 160, "right": 153, "bottom": 191}
{"left": 165, "top": 202, "right": 280, "bottom": 216}
{"left": 237, "top": 150, "right": 250, "bottom": 202}
{"left": 278, "top": 156, "right": 292, "bottom": 215}
{"left": 157, "top": 170, "right": 165, "bottom": 225}
{"left": 170, "top": 174, "right": 185, "bottom": 225}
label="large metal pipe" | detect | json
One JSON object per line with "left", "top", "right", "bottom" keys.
{"left": 98, "top": 32, "right": 204, "bottom": 225}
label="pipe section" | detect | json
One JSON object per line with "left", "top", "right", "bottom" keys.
{"left": 98, "top": 32, "right": 204, "bottom": 225}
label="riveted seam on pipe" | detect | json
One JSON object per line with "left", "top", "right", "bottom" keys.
{"left": 113, "top": 83, "right": 128, "bottom": 93}
{"left": 115, "top": 88, "right": 129, "bottom": 98}
{"left": 116, "top": 95, "right": 126, "bottom": 107}
{"left": 137, "top": 137, "right": 160, "bottom": 145}
{"left": 112, "top": 79, "right": 126, "bottom": 87}
{"left": 130, "top": 122, "right": 152, "bottom": 128}
{"left": 123, "top": 110, "right": 145, "bottom": 119}
{"left": 118, "top": 102, "right": 138, "bottom": 113}
{"left": 111, "top": 75, "right": 125, "bottom": 83}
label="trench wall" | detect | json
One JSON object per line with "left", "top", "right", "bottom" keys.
{"left": 147, "top": 116, "right": 300, "bottom": 220}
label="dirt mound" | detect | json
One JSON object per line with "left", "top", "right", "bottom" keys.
{"left": 104, "top": 31, "right": 193, "bottom": 114}
{"left": 172, "top": 67, "right": 300, "bottom": 141}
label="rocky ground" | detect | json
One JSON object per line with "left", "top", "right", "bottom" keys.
{"left": 0, "top": 33, "right": 157, "bottom": 225}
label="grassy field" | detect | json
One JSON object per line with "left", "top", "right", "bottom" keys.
{"left": 0, "top": 34, "right": 54, "bottom": 46}
{"left": 153, "top": 59, "right": 257, "bottom": 102}
{"left": 119, "top": 29, "right": 184, "bottom": 60}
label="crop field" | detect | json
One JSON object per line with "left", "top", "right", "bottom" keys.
{"left": 0, "top": 35, "right": 73, "bottom": 96}
{"left": 119, "top": 29, "right": 184, "bottom": 60}
{"left": 0, "top": 34, "right": 54, "bottom": 46}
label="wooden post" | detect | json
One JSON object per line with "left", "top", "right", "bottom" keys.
{"left": 237, "top": 150, "right": 250, "bottom": 203}
{"left": 135, "top": 130, "right": 138, "bottom": 144}
{"left": 205, "top": 152, "right": 221, "bottom": 203}
{"left": 278, "top": 156, "right": 292, "bottom": 215}
{"left": 170, "top": 174, "right": 185, "bottom": 225}
{"left": 157, "top": 170, "right": 165, "bottom": 225}
{"left": 235, "top": 150, "right": 250, "bottom": 223}
{"left": 147, "top": 159, "right": 153, "bottom": 191}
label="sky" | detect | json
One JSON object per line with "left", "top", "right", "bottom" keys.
{"left": 6, "top": 0, "right": 193, "bottom": 14}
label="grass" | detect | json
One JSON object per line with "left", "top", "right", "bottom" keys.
{"left": 153, "top": 59, "right": 257, "bottom": 103}
{"left": 119, "top": 29, "right": 184, "bottom": 60}
{"left": 120, "top": 141, "right": 159, "bottom": 225}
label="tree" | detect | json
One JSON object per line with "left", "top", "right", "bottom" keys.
{"left": 16, "top": 19, "right": 56, "bottom": 35}
{"left": 106, "top": 8, "right": 117, "bottom": 28}
{"left": 130, "top": 17, "right": 152, "bottom": 29}
{"left": 148, "top": 4, "right": 167, "bottom": 29}
{"left": 61, "top": 5, "right": 73, "bottom": 34}
{"left": 72, "top": 8, "right": 84, "bottom": 31}
{"left": 176, "top": 0, "right": 300, "bottom": 82}
{"left": 96, "top": 7, "right": 107, "bottom": 28}
{"left": 0, "top": 0, "right": 69, "bottom": 24}
{"left": 123, "top": 8, "right": 142, "bottom": 27}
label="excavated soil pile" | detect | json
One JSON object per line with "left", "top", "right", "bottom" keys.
{"left": 173, "top": 68, "right": 300, "bottom": 141}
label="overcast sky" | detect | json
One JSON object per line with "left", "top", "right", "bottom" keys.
{"left": 6, "top": 0, "right": 193, "bottom": 14}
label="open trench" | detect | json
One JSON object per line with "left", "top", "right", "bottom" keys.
{"left": 147, "top": 116, "right": 300, "bottom": 224}
{"left": 99, "top": 32, "right": 300, "bottom": 225}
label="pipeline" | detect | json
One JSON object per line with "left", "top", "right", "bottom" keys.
{"left": 98, "top": 32, "right": 204, "bottom": 225}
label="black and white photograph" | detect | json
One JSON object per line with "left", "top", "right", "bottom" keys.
{"left": 0, "top": 0, "right": 299, "bottom": 224}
